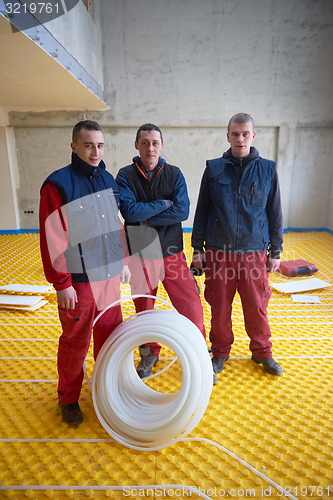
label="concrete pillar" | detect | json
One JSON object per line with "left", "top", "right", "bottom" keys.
{"left": 0, "top": 109, "right": 20, "bottom": 231}
{"left": 288, "top": 126, "right": 333, "bottom": 229}
{"left": 276, "top": 123, "right": 298, "bottom": 229}
{"left": 328, "top": 183, "right": 333, "bottom": 232}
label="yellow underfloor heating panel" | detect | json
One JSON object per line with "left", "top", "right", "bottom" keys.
{"left": 0, "top": 231, "right": 332, "bottom": 500}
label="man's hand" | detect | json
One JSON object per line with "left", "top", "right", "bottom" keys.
{"left": 267, "top": 258, "right": 280, "bottom": 273}
{"left": 191, "top": 252, "right": 205, "bottom": 271}
{"left": 57, "top": 286, "right": 78, "bottom": 309}
{"left": 164, "top": 199, "right": 173, "bottom": 210}
{"left": 120, "top": 265, "right": 131, "bottom": 284}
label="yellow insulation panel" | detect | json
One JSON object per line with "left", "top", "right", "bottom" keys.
{"left": 0, "top": 231, "right": 332, "bottom": 499}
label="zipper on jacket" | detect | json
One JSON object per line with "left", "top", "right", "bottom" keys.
{"left": 236, "top": 186, "right": 240, "bottom": 250}
{"left": 237, "top": 159, "right": 242, "bottom": 192}
{"left": 233, "top": 156, "right": 258, "bottom": 252}
{"left": 235, "top": 158, "right": 242, "bottom": 251}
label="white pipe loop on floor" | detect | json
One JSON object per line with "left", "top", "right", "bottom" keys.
{"left": 90, "top": 295, "right": 213, "bottom": 451}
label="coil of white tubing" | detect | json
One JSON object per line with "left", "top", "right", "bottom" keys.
{"left": 90, "top": 302, "right": 213, "bottom": 451}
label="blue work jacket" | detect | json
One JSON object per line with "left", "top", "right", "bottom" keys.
{"left": 192, "top": 150, "right": 283, "bottom": 257}
{"left": 116, "top": 157, "right": 190, "bottom": 259}
{"left": 41, "top": 153, "right": 124, "bottom": 282}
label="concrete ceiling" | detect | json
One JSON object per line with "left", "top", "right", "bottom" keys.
{"left": 0, "top": 14, "right": 108, "bottom": 111}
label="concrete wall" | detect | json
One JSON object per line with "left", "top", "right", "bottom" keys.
{"left": 13, "top": 126, "right": 72, "bottom": 229}
{"left": 42, "top": 0, "right": 104, "bottom": 87}
{"left": 100, "top": 0, "right": 333, "bottom": 127}
{"left": 3, "top": 0, "right": 333, "bottom": 232}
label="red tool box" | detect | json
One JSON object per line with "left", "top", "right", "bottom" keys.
{"left": 278, "top": 260, "right": 318, "bottom": 277}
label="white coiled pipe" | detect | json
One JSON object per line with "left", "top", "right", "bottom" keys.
{"left": 90, "top": 295, "right": 213, "bottom": 451}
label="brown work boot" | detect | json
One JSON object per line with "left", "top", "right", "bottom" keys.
{"left": 59, "top": 401, "right": 83, "bottom": 423}
{"left": 252, "top": 356, "right": 283, "bottom": 375}
{"left": 211, "top": 355, "right": 230, "bottom": 374}
{"left": 137, "top": 345, "right": 159, "bottom": 378}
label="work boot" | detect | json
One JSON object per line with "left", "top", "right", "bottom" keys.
{"left": 137, "top": 345, "right": 159, "bottom": 378}
{"left": 208, "top": 349, "right": 217, "bottom": 384}
{"left": 59, "top": 401, "right": 83, "bottom": 423}
{"left": 252, "top": 356, "right": 283, "bottom": 375}
{"left": 212, "top": 355, "right": 230, "bottom": 374}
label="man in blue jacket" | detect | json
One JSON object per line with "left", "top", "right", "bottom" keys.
{"left": 116, "top": 123, "right": 206, "bottom": 379}
{"left": 191, "top": 113, "right": 283, "bottom": 381}
{"left": 39, "top": 120, "right": 130, "bottom": 423}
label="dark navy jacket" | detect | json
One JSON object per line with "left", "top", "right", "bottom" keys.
{"left": 191, "top": 148, "right": 283, "bottom": 258}
{"left": 116, "top": 156, "right": 189, "bottom": 259}
{"left": 41, "top": 153, "right": 124, "bottom": 282}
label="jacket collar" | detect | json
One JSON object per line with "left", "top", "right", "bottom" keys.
{"left": 133, "top": 155, "right": 165, "bottom": 180}
{"left": 71, "top": 152, "right": 106, "bottom": 178}
{"left": 223, "top": 147, "right": 259, "bottom": 167}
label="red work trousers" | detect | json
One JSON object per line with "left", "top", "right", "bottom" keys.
{"left": 57, "top": 277, "right": 122, "bottom": 405}
{"left": 128, "top": 251, "right": 206, "bottom": 356}
{"left": 204, "top": 250, "right": 273, "bottom": 359}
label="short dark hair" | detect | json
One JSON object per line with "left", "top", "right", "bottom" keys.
{"left": 136, "top": 123, "right": 163, "bottom": 144}
{"left": 228, "top": 113, "right": 255, "bottom": 132}
{"left": 72, "top": 120, "right": 102, "bottom": 143}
